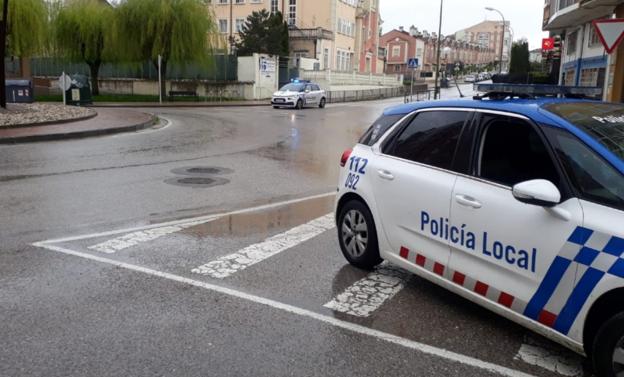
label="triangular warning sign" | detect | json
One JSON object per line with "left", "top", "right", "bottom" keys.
{"left": 593, "top": 19, "right": 624, "bottom": 54}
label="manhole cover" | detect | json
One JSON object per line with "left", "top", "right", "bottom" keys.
{"left": 171, "top": 166, "right": 233, "bottom": 176}
{"left": 164, "top": 177, "right": 230, "bottom": 188}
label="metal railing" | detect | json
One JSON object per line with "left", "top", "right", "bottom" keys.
{"left": 288, "top": 28, "right": 334, "bottom": 41}
{"left": 326, "top": 86, "right": 405, "bottom": 103}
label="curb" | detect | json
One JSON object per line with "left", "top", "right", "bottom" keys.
{"left": 1, "top": 111, "right": 98, "bottom": 129}
{"left": 0, "top": 114, "right": 158, "bottom": 144}
{"left": 90, "top": 102, "right": 270, "bottom": 108}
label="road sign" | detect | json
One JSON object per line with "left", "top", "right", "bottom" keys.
{"left": 58, "top": 73, "right": 71, "bottom": 91}
{"left": 593, "top": 19, "right": 624, "bottom": 54}
{"left": 542, "top": 38, "right": 555, "bottom": 51}
{"left": 407, "top": 58, "right": 419, "bottom": 69}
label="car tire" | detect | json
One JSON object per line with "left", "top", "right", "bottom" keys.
{"left": 273, "top": 106, "right": 279, "bottom": 109}
{"left": 319, "top": 98, "right": 326, "bottom": 108}
{"left": 592, "top": 312, "right": 624, "bottom": 377}
{"left": 337, "top": 200, "right": 382, "bottom": 270}
{"left": 296, "top": 99, "right": 303, "bottom": 110}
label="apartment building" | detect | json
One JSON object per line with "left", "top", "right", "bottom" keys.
{"left": 543, "top": 0, "right": 624, "bottom": 102}
{"left": 208, "top": 0, "right": 383, "bottom": 73}
{"left": 379, "top": 28, "right": 425, "bottom": 75}
{"left": 455, "top": 20, "right": 512, "bottom": 71}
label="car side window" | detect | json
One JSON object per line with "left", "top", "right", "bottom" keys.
{"left": 546, "top": 128, "right": 624, "bottom": 211}
{"left": 312, "top": 85, "right": 320, "bottom": 91}
{"left": 385, "top": 111, "right": 467, "bottom": 171}
{"left": 477, "top": 114, "right": 561, "bottom": 188}
{"left": 305, "top": 84, "right": 312, "bottom": 92}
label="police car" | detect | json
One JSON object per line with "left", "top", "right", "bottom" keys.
{"left": 335, "top": 84, "right": 624, "bottom": 377}
{"left": 271, "top": 80, "right": 326, "bottom": 110}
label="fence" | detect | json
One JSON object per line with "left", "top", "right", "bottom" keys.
{"left": 300, "top": 69, "right": 404, "bottom": 88}
{"left": 29, "top": 55, "right": 238, "bottom": 81}
{"left": 326, "top": 86, "right": 406, "bottom": 103}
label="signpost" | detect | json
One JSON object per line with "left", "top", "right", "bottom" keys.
{"left": 593, "top": 19, "right": 624, "bottom": 54}
{"left": 58, "top": 72, "right": 71, "bottom": 106}
{"left": 407, "top": 58, "right": 419, "bottom": 102}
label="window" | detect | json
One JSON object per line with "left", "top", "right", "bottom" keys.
{"left": 385, "top": 111, "right": 468, "bottom": 170}
{"left": 219, "top": 19, "right": 228, "bottom": 33}
{"left": 359, "top": 114, "right": 404, "bottom": 146}
{"left": 336, "top": 50, "right": 353, "bottom": 71}
{"left": 236, "top": 19, "right": 245, "bottom": 33}
{"left": 323, "top": 48, "right": 329, "bottom": 69}
{"left": 547, "top": 127, "right": 624, "bottom": 211}
{"left": 478, "top": 115, "right": 560, "bottom": 187}
{"left": 270, "top": 0, "right": 278, "bottom": 13}
{"left": 218, "top": 0, "right": 228, "bottom": 3}
{"left": 589, "top": 25, "right": 601, "bottom": 47}
{"left": 235, "top": 0, "right": 245, "bottom": 3}
{"left": 311, "top": 84, "right": 320, "bottom": 91}
{"left": 288, "top": 0, "right": 296, "bottom": 26}
{"left": 392, "top": 46, "right": 401, "bottom": 57}
{"left": 567, "top": 30, "right": 578, "bottom": 55}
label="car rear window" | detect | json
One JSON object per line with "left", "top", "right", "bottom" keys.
{"left": 543, "top": 102, "right": 624, "bottom": 160}
{"left": 359, "top": 114, "right": 404, "bottom": 146}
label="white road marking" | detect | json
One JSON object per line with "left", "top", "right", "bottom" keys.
{"left": 40, "top": 192, "right": 335, "bottom": 245}
{"left": 191, "top": 214, "right": 335, "bottom": 278}
{"left": 87, "top": 220, "right": 210, "bottom": 254}
{"left": 324, "top": 262, "right": 411, "bottom": 317}
{"left": 33, "top": 240, "right": 537, "bottom": 377}
{"left": 514, "top": 343, "right": 583, "bottom": 376}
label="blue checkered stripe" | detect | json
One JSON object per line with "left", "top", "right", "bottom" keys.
{"left": 524, "top": 226, "right": 624, "bottom": 335}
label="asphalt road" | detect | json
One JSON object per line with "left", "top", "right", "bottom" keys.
{"left": 0, "top": 86, "right": 592, "bottom": 377}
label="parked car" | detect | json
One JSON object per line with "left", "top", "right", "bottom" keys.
{"left": 464, "top": 75, "right": 476, "bottom": 83}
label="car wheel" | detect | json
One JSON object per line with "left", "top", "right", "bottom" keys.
{"left": 296, "top": 99, "right": 303, "bottom": 110}
{"left": 337, "top": 200, "right": 382, "bottom": 270}
{"left": 592, "top": 312, "right": 624, "bottom": 377}
{"left": 273, "top": 106, "right": 279, "bottom": 109}
{"left": 319, "top": 98, "right": 326, "bottom": 108}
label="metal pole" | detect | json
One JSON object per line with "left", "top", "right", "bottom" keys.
{"left": 499, "top": 14, "right": 505, "bottom": 73}
{"left": 158, "top": 55, "right": 162, "bottom": 104}
{"left": 0, "top": 0, "right": 9, "bottom": 108}
{"left": 410, "top": 68, "right": 414, "bottom": 102}
{"left": 434, "top": 0, "right": 443, "bottom": 100}
{"left": 61, "top": 71, "right": 67, "bottom": 105}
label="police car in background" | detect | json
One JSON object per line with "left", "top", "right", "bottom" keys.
{"left": 271, "top": 80, "right": 327, "bottom": 110}
{"left": 335, "top": 84, "right": 624, "bottom": 377}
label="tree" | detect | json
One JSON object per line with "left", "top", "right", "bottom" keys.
{"left": 509, "top": 40, "right": 530, "bottom": 75}
{"left": 236, "top": 10, "right": 289, "bottom": 57}
{"left": 0, "top": 0, "right": 48, "bottom": 108}
{"left": 114, "top": 0, "right": 215, "bottom": 99}
{"left": 54, "top": 0, "right": 114, "bottom": 96}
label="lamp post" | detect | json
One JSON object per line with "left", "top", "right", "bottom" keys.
{"left": 434, "top": 0, "right": 444, "bottom": 100}
{"left": 485, "top": 7, "right": 505, "bottom": 74}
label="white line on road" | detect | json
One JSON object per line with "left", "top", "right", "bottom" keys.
{"left": 514, "top": 342, "right": 583, "bottom": 376}
{"left": 191, "top": 214, "right": 335, "bottom": 278}
{"left": 39, "top": 192, "right": 335, "bottom": 245}
{"left": 87, "top": 219, "right": 211, "bottom": 254}
{"left": 324, "top": 262, "right": 411, "bottom": 317}
{"left": 33, "top": 240, "right": 537, "bottom": 377}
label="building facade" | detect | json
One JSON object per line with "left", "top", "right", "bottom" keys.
{"left": 454, "top": 20, "right": 512, "bottom": 72}
{"left": 543, "top": 0, "right": 624, "bottom": 102}
{"left": 208, "top": 0, "right": 383, "bottom": 73}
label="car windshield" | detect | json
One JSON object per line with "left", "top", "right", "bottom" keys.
{"left": 543, "top": 102, "right": 624, "bottom": 160}
{"left": 280, "top": 83, "right": 306, "bottom": 92}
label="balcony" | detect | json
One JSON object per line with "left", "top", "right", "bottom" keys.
{"left": 288, "top": 27, "right": 334, "bottom": 41}
{"left": 544, "top": 0, "right": 620, "bottom": 31}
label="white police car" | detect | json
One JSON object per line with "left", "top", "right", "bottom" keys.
{"left": 335, "top": 85, "right": 624, "bottom": 377}
{"left": 271, "top": 81, "right": 326, "bottom": 110}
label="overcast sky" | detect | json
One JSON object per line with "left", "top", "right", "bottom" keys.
{"left": 380, "top": 0, "right": 549, "bottom": 50}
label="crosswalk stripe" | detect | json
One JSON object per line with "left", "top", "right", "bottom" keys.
{"left": 191, "top": 214, "right": 335, "bottom": 278}
{"left": 323, "top": 262, "right": 411, "bottom": 317}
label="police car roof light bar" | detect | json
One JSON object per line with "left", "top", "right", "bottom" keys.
{"left": 474, "top": 84, "right": 602, "bottom": 100}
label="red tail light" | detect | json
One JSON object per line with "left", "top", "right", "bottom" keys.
{"left": 340, "top": 149, "right": 352, "bottom": 167}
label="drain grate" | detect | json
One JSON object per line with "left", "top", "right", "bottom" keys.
{"left": 165, "top": 177, "right": 229, "bottom": 188}
{"left": 171, "top": 166, "right": 233, "bottom": 176}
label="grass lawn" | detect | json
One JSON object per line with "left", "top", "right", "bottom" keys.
{"left": 35, "top": 94, "right": 243, "bottom": 103}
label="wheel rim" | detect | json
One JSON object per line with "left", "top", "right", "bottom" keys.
{"left": 613, "top": 337, "right": 624, "bottom": 376}
{"left": 341, "top": 209, "right": 368, "bottom": 258}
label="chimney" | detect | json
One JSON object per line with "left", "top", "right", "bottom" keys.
{"left": 409, "top": 25, "right": 418, "bottom": 36}
{"left": 398, "top": 26, "right": 404, "bottom": 32}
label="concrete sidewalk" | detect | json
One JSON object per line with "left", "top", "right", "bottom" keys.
{"left": 91, "top": 100, "right": 270, "bottom": 108}
{"left": 0, "top": 107, "right": 156, "bottom": 144}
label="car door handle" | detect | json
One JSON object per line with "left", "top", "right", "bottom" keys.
{"left": 455, "top": 194, "right": 482, "bottom": 209}
{"left": 377, "top": 170, "right": 395, "bottom": 181}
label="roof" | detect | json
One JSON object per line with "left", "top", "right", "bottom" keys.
{"left": 383, "top": 98, "right": 624, "bottom": 174}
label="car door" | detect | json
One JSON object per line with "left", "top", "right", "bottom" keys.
{"left": 304, "top": 84, "right": 316, "bottom": 105}
{"left": 448, "top": 112, "right": 584, "bottom": 331}
{"left": 371, "top": 109, "right": 472, "bottom": 270}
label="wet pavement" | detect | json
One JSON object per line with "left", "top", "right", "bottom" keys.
{"left": 0, "top": 85, "right": 591, "bottom": 377}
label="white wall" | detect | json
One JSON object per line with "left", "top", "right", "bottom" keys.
{"left": 237, "top": 54, "right": 279, "bottom": 99}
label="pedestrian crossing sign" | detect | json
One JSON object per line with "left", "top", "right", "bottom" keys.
{"left": 408, "top": 58, "right": 419, "bottom": 69}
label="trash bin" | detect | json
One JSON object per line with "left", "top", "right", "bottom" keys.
{"left": 65, "top": 74, "right": 92, "bottom": 106}
{"left": 6, "top": 79, "right": 34, "bottom": 103}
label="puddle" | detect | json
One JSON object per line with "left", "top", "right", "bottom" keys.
{"left": 164, "top": 177, "right": 230, "bottom": 188}
{"left": 171, "top": 167, "right": 233, "bottom": 176}
{"left": 181, "top": 194, "right": 335, "bottom": 238}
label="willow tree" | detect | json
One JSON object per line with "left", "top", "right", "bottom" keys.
{"left": 54, "top": 0, "right": 114, "bottom": 95}
{"left": 0, "top": 0, "right": 48, "bottom": 107}
{"left": 114, "top": 0, "right": 215, "bottom": 99}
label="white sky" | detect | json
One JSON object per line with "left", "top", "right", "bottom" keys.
{"left": 380, "top": 0, "right": 549, "bottom": 50}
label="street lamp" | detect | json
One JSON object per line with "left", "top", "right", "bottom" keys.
{"left": 485, "top": 7, "right": 505, "bottom": 74}
{"left": 434, "top": 0, "right": 444, "bottom": 100}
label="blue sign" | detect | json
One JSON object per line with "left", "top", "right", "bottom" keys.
{"left": 407, "top": 58, "right": 419, "bottom": 69}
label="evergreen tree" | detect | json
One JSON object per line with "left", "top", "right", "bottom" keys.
{"left": 509, "top": 40, "right": 530, "bottom": 75}
{"left": 236, "top": 10, "right": 289, "bottom": 56}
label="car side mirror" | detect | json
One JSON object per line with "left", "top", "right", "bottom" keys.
{"left": 305, "top": 89, "right": 310, "bottom": 93}
{"left": 512, "top": 179, "right": 561, "bottom": 207}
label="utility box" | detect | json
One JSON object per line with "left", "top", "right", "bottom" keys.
{"left": 65, "top": 74, "right": 92, "bottom": 106}
{"left": 6, "top": 79, "right": 34, "bottom": 103}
